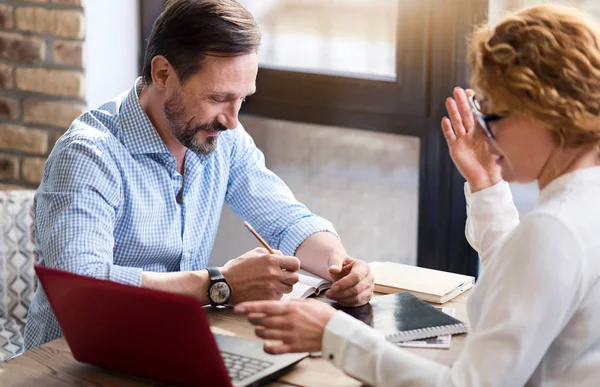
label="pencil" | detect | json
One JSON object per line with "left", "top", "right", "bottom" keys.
{"left": 243, "top": 221, "right": 276, "bottom": 255}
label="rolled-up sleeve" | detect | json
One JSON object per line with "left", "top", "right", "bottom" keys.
{"left": 35, "top": 135, "right": 142, "bottom": 286}
{"left": 225, "top": 125, "right": 337, "bottom": 256}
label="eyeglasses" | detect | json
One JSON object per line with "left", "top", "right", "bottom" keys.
{"left": 468, "top": 94, "right": 504, "bottom": 140}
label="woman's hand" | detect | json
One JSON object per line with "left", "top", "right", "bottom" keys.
{"left": 234, "top": 299, "right": 336, "bottom": 354}
{"left": 442, "top": 87, "right": 502, "bottom": 192}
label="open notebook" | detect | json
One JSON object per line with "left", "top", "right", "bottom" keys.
{"left": 281, "top": 269, "right": 331, "bottom": 301}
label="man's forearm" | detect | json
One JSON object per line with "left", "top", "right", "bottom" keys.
{"left": 141, "top": 270, "right": 211, "bottom": 305}
{"left": 295, "top": 232, "right": 347, "bottom": 280}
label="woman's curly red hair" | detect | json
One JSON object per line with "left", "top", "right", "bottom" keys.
{"left": 469, "top": 4, "right": 600, "bottom": 147}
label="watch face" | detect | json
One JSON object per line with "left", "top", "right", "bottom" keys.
{"left": 209, "top": 281, "right": 231, "bottom": 304}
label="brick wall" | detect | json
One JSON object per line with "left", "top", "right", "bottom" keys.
{"left": 0, "top": 0, "right": 85, "bottom": 189}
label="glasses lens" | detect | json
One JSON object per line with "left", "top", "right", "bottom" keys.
{"left": 470, "top": 95, "right": 495, "bottom": 139}
{"left": 480, "top": 118, "right": 495, "bottom": 139}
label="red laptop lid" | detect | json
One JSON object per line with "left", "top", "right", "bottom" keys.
{"left": 35, "top": 265, "right": 232, "bottom": 387}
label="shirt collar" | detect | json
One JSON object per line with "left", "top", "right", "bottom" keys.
{"left": 119, "top": 77, "right": 172, "bottom": 155}
{"left": 538, "top": 165, "right": 600, "bottom": 204}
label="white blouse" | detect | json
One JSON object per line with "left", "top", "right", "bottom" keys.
{"left": 323, "top": 166, "right": 600, "bottom": 386}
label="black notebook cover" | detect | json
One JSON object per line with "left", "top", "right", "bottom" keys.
{"left": 333, "top": 292, "right": 468, "bottom": 343}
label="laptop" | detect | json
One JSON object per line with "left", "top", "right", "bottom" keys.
{"left": 34, "top": 265, "right": 307, "bottom": 387}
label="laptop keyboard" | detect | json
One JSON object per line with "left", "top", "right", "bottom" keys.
{"left": 221, "top": 351, "right": 274, "bottom": 382}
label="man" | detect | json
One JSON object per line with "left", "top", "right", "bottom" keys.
{"left": 24, "top": 0, "right": 374, "bottom": 350}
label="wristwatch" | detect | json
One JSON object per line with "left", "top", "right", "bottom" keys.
{"left": 206, "top": 267, "right": 231, "bottom": 307}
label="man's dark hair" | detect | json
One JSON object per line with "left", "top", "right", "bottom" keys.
{"left": 142, "top": 0, "right": 261, "bottom": 85}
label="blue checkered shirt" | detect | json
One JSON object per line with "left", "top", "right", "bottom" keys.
{"left": 24, "top": 78, "right": 337, "bottom": 350}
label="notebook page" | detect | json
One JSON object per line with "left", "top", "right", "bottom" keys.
{"left": 295, "top": 269, "right": 330, "bottom": 290}
{"left": 281, "top": 283, "right": 314, "bottom": 301}
{"left": 281, "top": 269, "right": 331, "bottom": 301}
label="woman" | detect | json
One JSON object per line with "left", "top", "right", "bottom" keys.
{"left": 235, "top": 4, "right": 600, "bottom": 386}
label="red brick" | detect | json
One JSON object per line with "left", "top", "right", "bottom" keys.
{"left": 22, "top": 157, "right": 46, "bottom": 184}
{"left": 23, "top": 100, "right": 85, "bottom": 129}
{"left": 0, "top": 97, "right": 19, "bottom": 121}
{"left": 52, "top": 40, "right": 83, "bottom": 67}
{"left": 16, "top": 7, "right": 84, "bottom": 39}
{"left": 52, "top": 0, "right": 81, "bottom": 6}
{"left": 0, "top": 64, "right": 13, "bottom": 89}
{"left": 0, "top": 32, "right": 46, "bottom": 64}
{"left": 52, "top": 130, "right": 65, "bottom": 145}
{"left": 16, "top": 68, "right": 84, "bottom": 99}
{"left": 0, "top": 124, "right": 49, "bottom": 154}
{"left": 0, "top": 4, "right": 13, "bottom": 30}
{"left": 0, "top": 183, "right": 28, "bottom": 190}
{"left": 0, "top": 155, "right": 19, "bottom": 181}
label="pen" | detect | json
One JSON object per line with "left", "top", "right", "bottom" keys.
{"left": 243, "top": 221, "right": 276, "bottom": 255}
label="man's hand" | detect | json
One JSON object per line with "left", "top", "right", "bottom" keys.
{"left": 325, "top": 256, "right": 374, "bottom": 307}
{"left": 221, "top": 248, "right": 300, "bottom": 304}
{"left": 234, "top": 299, "right": 336, "bottom": 354}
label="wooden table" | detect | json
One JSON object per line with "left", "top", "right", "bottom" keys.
{"left": 0, "top": 291, "right": 470, "bottom": 386}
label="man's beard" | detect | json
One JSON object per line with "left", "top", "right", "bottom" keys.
{"left": 163, "top": 91, "right": 227, "bottom": 156}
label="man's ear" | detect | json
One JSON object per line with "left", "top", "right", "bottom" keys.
{"left": 150, "top": 55, "right": 171, "bottom": 90}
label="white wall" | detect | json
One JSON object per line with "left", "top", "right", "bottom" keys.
{"left": 210, "top": 116, "right": 421, "bottom": 267}
{"left": 83, "top": 0, "right": 140, "bottom": 109}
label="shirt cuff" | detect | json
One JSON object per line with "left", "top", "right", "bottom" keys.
{"left": 323, "top": 311, "right": 450, "bottom": 386}
{"left": 322, "top": 311, "right": 358, "bottom": 368}
{"left": 323, "top": 310, "right": 386, "bottom": 369}
{"left": 276, "top": 216, "right": 338, "bottom": 256}
{"left": 465, "top": 180, "right": 515, "bottom": 217}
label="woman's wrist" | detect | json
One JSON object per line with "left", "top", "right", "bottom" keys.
{"left": 468, "top": 176, "right": 502, "bottom": 193}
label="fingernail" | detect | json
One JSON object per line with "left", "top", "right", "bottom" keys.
{"left": 234, "top": 306, "right": 245, "bottom": 313}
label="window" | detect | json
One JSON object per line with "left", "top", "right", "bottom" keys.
{"left": 246, "top": 0, "right": 398, "bottom": 79}
{"left": 491, "top": 0, "right": 600, "bottom": 25}
{"left": 140, "top": 0, "right": 490, "bottom": 276}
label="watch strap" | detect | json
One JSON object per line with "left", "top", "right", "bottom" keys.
{"left": 207, "top": 266, "right": 224, "bottom": 281}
